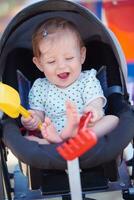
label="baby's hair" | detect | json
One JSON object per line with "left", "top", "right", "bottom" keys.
{"left": 32, "top": 17, "right": 84, "bottom": 57}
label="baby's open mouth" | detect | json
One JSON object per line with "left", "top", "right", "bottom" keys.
{"left": 57, "top": 72, "right": 70, "bottom": 79}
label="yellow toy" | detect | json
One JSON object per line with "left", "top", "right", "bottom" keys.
{"left": 0, "top": 82, "right": 41, "bottom": 128}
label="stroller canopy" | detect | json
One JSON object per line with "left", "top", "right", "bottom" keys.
{"left": 0, "top": 0, "right": 127, "bottom": 82}
{"left": 1, "top": 0, "right": 134, "bottom": 170}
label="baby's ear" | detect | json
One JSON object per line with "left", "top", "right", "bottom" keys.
{"left": 32, "top": 57, "right": 43, "bottom": 72}
{"left": 81, "top": 46, "right": 86, "bottom": 64}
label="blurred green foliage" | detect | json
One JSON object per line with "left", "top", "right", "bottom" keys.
{"left": 0, "top": 0, "right": 26, "bottom": 17}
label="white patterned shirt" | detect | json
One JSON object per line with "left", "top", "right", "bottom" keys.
{"left": 29, "top": 69, "right": 106, "bottom": 133}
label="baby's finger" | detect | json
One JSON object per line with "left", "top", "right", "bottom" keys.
{"left": 90, "top": 111, "right": 97, "bottom": 122}
{"left": 41, "top": 129, "right": 48, "bottom": 138}
{"left": 21, "top": 115, "right": 32, "bottom": 123}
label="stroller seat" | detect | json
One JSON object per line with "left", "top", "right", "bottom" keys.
{"left": 0, "top": 0, "right": 134, "bottom": 199}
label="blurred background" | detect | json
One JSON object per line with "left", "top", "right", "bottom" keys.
{"left": 0, "top": 0, "right": 25, "bottom": 37}
{"left": 0, "top": 0, "right": 134, "bottom": 101}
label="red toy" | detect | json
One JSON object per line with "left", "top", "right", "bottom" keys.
{"left": 57, "top": 112, "right": 97, "bottom": 160}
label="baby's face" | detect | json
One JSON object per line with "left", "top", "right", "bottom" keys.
{"left": 33, "top": 29, "right": 86, "bottom": 88}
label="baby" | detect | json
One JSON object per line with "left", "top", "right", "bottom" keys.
{"left": 21, "top": 18, "right": 119, "bottom": 144}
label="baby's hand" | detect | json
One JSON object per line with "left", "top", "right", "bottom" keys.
{"left": 84, "top": 105, "right": 104, "bottom": 123}
{"left": 21, "top": 110, "right": 41, "bottom": 130}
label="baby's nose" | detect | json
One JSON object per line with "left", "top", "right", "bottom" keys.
{"left": 58, "top": 60, "right": 66, "bottom": 69}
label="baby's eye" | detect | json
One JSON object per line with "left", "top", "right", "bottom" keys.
{"left": 47, "top": 60, "right": 55, "bottom": 64}
{"left": 66, "top": 57, "right": 74, "bottom": 60}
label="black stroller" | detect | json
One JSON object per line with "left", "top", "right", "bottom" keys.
{"left": 0, "top": 0, "right": 134, "bottom": 199}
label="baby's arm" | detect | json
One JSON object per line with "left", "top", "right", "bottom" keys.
{"left": 84, "top": 97, "right": 119, "bottom": 137}
{"left": 84, "top": 97, "right": 104, "bottom": 123}
{"left": 21, "top": 109, "right": 44, "bottom": 131}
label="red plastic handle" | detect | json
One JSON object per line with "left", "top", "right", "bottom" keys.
{"left": 78, "top": 112, "right": 92, "bottom": 131}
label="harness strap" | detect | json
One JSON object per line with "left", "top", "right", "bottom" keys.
{"left": 106, "top": 85, "right": 123, "bottom": 97}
